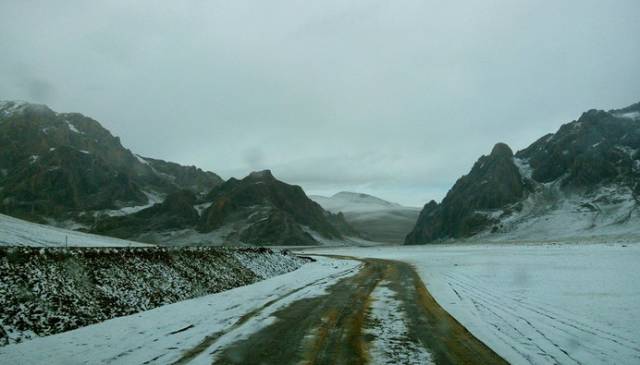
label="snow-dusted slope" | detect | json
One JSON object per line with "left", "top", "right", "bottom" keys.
{"left": 311, "top": 192, "right": 420, "bottom": 244}
{"left": 0, "top": 246, "right": 307, "bottom": 345}
{"left": 472, "top": 159, "right": 640, "bottom": 242}
{"left": 0, "top": 213, "right": 150, "bottom": 247}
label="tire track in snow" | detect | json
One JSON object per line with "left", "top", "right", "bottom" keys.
{"left": 449, "top": 272, "right": 640, "bottom": 351}
{"left": 442, "top": 271, "right": 640, "bottom": 364}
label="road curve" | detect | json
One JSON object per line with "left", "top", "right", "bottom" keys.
{"left": 205, "top": 256, "right": 508, "bottom": 365}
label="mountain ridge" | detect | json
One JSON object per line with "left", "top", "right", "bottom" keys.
{"left": 94, "top": 169, "right": 360, "bottom": 245}
{"left": 406, "top": 101, "right": 640, "bottom": 244}
{"left": 0, "top": 100, "right": 223, "bottom": 226}
{"left": 0, "top": 101, "right": 358, "bottom": 246}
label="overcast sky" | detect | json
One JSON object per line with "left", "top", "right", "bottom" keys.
{"left": 1, "top": 1, "right": 639, "bottom": 206}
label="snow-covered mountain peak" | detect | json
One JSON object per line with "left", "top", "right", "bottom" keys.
{"left": 311, "top": 191, "right": 405, "bottom": 214}
{"left": 0, "top": 100, "right": 52, "bottom": 118}
{"left": 332, "top": 191, "right": 401, "bottom": 208}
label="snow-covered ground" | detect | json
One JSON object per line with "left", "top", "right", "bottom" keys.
{"left": 0, "top": 256, "right": 360, "bottom": 364}
{"left": 98, "top": 190, "right": 165, "bottom": 217}
{"left": 0, "top": 213, "right": 150, "bottom": 247}
{"left": 305, "top": 242, "right": 640, "bottom": 365}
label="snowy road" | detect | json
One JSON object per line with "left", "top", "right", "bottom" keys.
{"left": 0, "top": 255, "right": 505, "bottom": 365}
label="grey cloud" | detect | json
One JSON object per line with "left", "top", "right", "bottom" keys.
{"left": 1, "top": 0, "right": 639, "bottom": 206}
{"left": 25, "top": 78, "right": 55, "bottom": 103}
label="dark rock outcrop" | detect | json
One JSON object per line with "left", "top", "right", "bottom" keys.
{"left": 199, "top": 170, "right": 356, "bottom": 245}
{"left": 406, "top": 143, "right": 527, "bottom": 243}
{"left": 516, "top": 103, "right": 640, "bottom": 189}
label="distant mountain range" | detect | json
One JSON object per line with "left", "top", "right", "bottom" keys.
{"left": 0, "top": 101, "right": 359, "bottom": 246}
{"left": 311, "top": 192, "right": 419, "bottom": 244}
{"left": 406, "top": 101, "right": 640, "bottom": 244}
{"left": 4, "top": 99, "right": 639, "bottom": 246}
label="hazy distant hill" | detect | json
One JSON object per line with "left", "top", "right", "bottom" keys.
{"left": 406, "top": 101, "right": 640, "bottom": 244}
{"left": 311, "top": 192, "right": 419, "bottom": 244}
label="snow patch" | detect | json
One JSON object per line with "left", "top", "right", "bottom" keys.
{"left": 513, "top": 157, "right": 533, "bottom": 179}
{"left": 365, "top": 281, "right": 434, "bottom": 365}
{"left": 0, "top": 213, "right": 150, "bottom": 247}
{"left": 98, "top": 190, "right": 165, "bottom": 217}
{"left": 135, "top": 154, "right": 149, "bottom": 165}
{"left": 64, "top": 120, "right": 83, "bottom": 134}
{"left": 615, "top": 111, "right": 640, "bottom": 120}
{"left": 194, "top": 202, "right": 213, "bottom": 216}
{"left": 0, "top": 101, "right": 28, "bottom": 117}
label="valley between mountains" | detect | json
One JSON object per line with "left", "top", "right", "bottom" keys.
{"left": 1, "top": 99, "right": 640, "bottom": 365}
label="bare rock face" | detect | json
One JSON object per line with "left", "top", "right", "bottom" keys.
{"left": 405, "top": 143, "right": 526, "bottom": 243}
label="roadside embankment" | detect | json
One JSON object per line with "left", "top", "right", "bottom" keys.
{"left": 0, "top": 246, "right": 307, "bottom": 345}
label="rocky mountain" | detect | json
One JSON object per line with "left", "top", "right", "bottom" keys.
{"left": 94, "top": 170, "right": 359, "bottom": 245}
{"left": 406, "top": 101, "right": 640, "bottom": 244}
{"left": 311, "top": 192, "right": 419, "bottom": 244}
{"left": 0, "top": 101, "right": 223, "bottom": 227}
{"left": 0, "top": 101, "right": 358, "bottom": 246}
